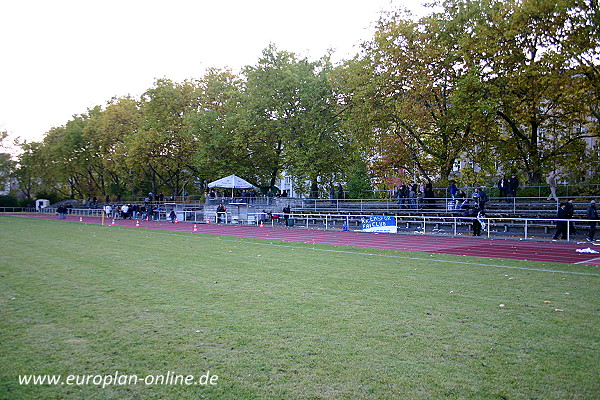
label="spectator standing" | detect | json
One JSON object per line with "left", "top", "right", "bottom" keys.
{"left": 103, "top": 204, "right": 112, "bottom": 220}
{"left": 153, "top": 205, "right": 161, "bottom": 221}
{"left": 419, "top": 182, "right": 426, "bottom": 201}
{"left": 553, "top": 203, "right": 568, "bottom": 240}
{"left": 448, "top": 181, "right": 458, "bottom": 199}
{"left": 471, "top": 205, "right": 484, "bottom": 236}
{"left": 282, "top": 205, "right": 291, "bottom": 226}
{"left": 448, "top": 181, "right": 458, "bottom": 207}
{"left": 587, "top": 200, "right": 598, "bottom": 242}
{"left": 507, "top": 174, "right": 519, "bottom": 199}
{"left": 397, "top": 182, "right": 409, "bottom": 209}
{"left": 472, "top": 188, "right": 488, "bottom": 211}
{"left": 424, "top": 180, "right": 435, "bottom": 208}
{"left": 497, "top": 176, "right": 507, "bottom": 201}
{"left": 57, "top": 205, "right": 67, "bottom": 219}
{"left": 216, "top": 203, "right": 226, "bottom": 223}
{"left": 409, "top": 184, "right": 418, "bottom": 210}
{"left": 121, "top": 204, "right": 130, "bottom": 219}
{"left": 546, "top": 171, "right": 559, "bottom": 202}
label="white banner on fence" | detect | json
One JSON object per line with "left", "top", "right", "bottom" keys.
{"left": 361, "top": 215, "right": 397, "bottom": 233}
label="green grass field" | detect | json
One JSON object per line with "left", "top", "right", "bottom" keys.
{"left": 1, "top": 216, "right": 599, "bottom": 399}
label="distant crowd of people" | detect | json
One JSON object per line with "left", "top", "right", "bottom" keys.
{"left": 445, "top": 183, "right": 489, "bottom": 236}
{"left": 444, "top": 172, "right": 599, "bottom": 239}
{"left": 389, "top": 180, "right": 437, "bottom": 210}
{"left": 102, "top": 203, "right": 164, "bottom": 221}
{"left": 496, "top": 174, "right": 520, "bottom": 200}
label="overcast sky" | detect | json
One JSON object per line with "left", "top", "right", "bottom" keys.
{"left": 0, "top": 0, "right": 432, "bottom": 145}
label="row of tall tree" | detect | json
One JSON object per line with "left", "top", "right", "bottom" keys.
{"left": 8, "top": 0, "right": 600, "bottom": 200}
{"left": 13, "top": 48, "right": 357, "bottom": 200}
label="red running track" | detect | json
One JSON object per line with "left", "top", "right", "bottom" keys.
{"left": 6, "top": 213, "right": 600, "bottom": 266}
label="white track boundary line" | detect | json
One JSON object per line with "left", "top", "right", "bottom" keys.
{"left": 130, "top": 228, "right": 600, "bottom": 277}
{"left": 575, "top": 256, "right": 600, "bottom": 265}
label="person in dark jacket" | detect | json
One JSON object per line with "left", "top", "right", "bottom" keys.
{"left": 337, "top": 184, "right": 344, "bottom": 201}
{"left": 472, "top": 188, "right": 488, "bottom": 211}
{"left": 497, "top": 176, "right": 507, "bottom": 201}
{"left": 216, "top": 203, "right": 226, "bottom": 223}
{"left": 57, "top": 205, "right": 67, "bottom": 219}
{"left": 553, "top": 203, "right": 568, "bottom": 240}
{"left": 471, "top": 205, "right": 484, "bottom": 236}
{"left": 397, "top": 182, "right": 409, "bottom": 209}
{"left": 282, "top": 205, "right": 291, "bottom": 226}
{"left": 506, "top": 174, "right": 519, "bottom": 198}
{"left": 587, "top": 200, "right": 598, "bottom": 242}
{"left": 424, "top": 180, "right": 435, "bottom": 208}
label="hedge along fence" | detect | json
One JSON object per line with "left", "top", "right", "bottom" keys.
{"left": 0, "top": 195, "right": 34, "bottom": 208}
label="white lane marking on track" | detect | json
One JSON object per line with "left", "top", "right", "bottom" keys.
{"left": 575, "top": 256, "right": 600, "bottom": 265}
{"left": 144, "top": 229, "right": 600, "bottom": 277}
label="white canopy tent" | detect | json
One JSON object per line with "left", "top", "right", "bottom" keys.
{"left": 207, "top": 174, "right": 256, "bottom": 198}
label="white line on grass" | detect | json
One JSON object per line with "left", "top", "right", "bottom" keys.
{"left": 133, "top": 228, "right": 600, "bottom": 277}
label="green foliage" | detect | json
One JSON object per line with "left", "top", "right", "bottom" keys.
{"left": 338, "top": 11, "right": 483, "bottom": 182}
{"left": 0, "top": 131, "right": 15, "bottom": 190}
{"left": 0, "top": 195, "right": 34, "bottom": 208}
{"left": 0, "top": 195, "right": 19, "bottom": 207}
{"left": 240, "top": 45, "right": 353, "bottom": 187}
{"left": 444, "top": 0, "right": 598, "bottom": 183}
{"left": 335, "top": 0, "right": 599, "bottom": 187}
{"left": 84, "top": 96, "right": 141, "bottom": 197}
{"left": 34, "top": 191, "right": 62, "bottom": 205}
{"left": 186, "top": 68, "right": 248, "bottom": 181}
{"left": 347, "top": 161, "right": 374, "bottom": 199}
{"left": 9, "top": 1, "right": 600, "bottom": 195}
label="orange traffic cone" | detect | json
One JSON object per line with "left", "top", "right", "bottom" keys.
{"left": 111, "top": 218, "right": 115, "bottom": 226}
{"left": 260, "top": 221, "right": 264, "bottom": 228}
{"left": 193, "top": 224, "right": 198, "bottom": 233}
{"left": 136, "top": 220, "right": 140, "bottom": 227}
{"left": 79, "top": 216, "right": 83, "bottom": 223}
{"left": 175, "top": 218, "right": 178, "bottom": 224}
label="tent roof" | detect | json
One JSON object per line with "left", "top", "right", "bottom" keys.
{"left": 207, "top": 174, "right": 255, "bottom": 189}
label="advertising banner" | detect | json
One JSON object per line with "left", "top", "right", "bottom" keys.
{"left": 361, "top": 215, "right": 397, "bottom": 233}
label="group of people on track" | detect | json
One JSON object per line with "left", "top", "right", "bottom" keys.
{"left": 102, "top": 204, "right": 163, "bottom": 221}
